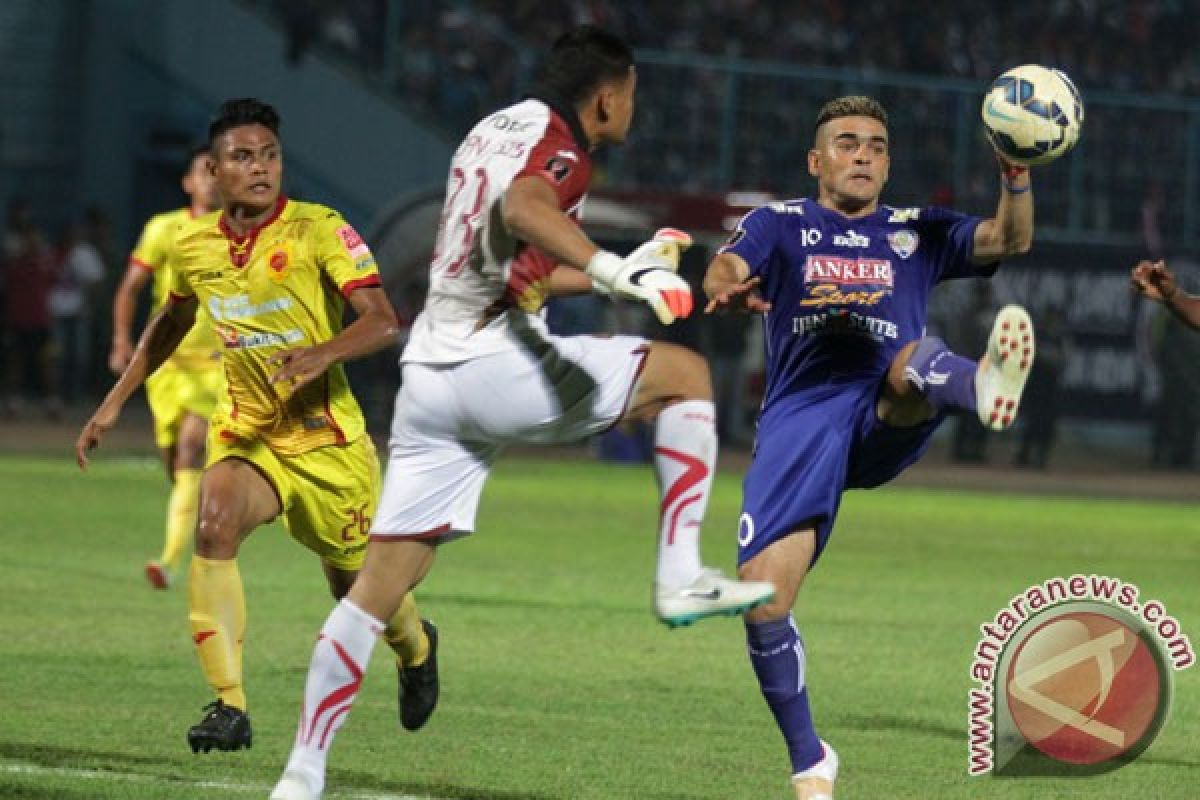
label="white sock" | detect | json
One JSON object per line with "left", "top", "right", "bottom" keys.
{"left": 283, "top": 599, "right": 383, "bottom": 794}
{"left": 653, "top": 400, "right": 716, "bottom": 588}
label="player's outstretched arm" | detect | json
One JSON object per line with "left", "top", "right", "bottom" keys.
{"left": 268, "top": 286, "right": 399, "bottom": 390}
{"left": 547, "top": 265, "right": 596, "bottom": 298}
{"left": 703, "top": 252, "right": 770, "bottom": 315}
{"left": 1132, "top": 259, "right": 1200, "bottom": 330}
{"left": 503, "top": 177, "right": 693, "bottom": 323}
{"left": 548, "top": 228, "right": 692, "bottom": 301}
{"left": 77, "top": 297, "right": 199, "bottom": 469}
{"left": 972, "top": 156, "right": 1035, "bottom": 264}
{"left": 503, "top": 176, "right": 601, "bottom": 269}
{"left": 109, "top": 263, "right": 153, "bottom": 374}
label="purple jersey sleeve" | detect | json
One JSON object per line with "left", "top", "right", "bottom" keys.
{"left": 917, "top": 206, "right": 993, "bottom": 282}
{"left": 719, "top": 206, "right": 782, "bottom": 278}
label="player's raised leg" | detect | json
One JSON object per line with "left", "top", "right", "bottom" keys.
{"left": 740, "top": 531, "right": 838, "bottom": 800}
{"left": 974, "top": 305, "right": 1036, "bottom": 431}
{"left": 186, "top": 457, "right": 279, "bottom": 753}
{"left": 884, "top": 304, "right": 1035, "bottom": 432}
{"left": 272, "top": 539, "right": 437, "bottom": 800}
{"left": 624, "top": 342, "right": 774, "bottom": 627}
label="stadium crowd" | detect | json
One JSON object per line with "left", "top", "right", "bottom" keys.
{"left": 2, "top": 199, "right": 116, "bottom": 419}
{"left": 269, "top": 0, "right": 1198, "bottom": 242}
{"left": 2, "top": 2, "right": 1196, "bottom": 471}
{"left": 291, "top": 0, "right": 1200, "bottom": 142}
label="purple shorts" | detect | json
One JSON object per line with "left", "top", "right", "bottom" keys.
{"left": 736, "top": 380, "right": 944, "bottom": 567}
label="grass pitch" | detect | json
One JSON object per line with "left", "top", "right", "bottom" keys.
{"left": 0, "top": 454, "right": 1196, "bottom": 799}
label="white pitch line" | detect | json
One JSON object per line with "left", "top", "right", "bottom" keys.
{"left": 0, "top": 761, "right": 449, "bottom": 799}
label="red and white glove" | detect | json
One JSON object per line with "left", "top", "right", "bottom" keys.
{"left": 587, "top": 228, "right": 695, "bottom": 324}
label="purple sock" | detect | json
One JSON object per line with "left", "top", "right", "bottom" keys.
{"left": 746, "top": 616, "right": 824, "bottom": 773}
{"left": 904, "top": 336, "right": 978, "bottom": 412}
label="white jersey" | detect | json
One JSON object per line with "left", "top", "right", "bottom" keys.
{"left": 403, "top": 98, "right": 593, "bottom": 364}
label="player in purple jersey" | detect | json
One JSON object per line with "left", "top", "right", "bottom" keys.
{"left": 703, "top": 95, "right": 1038, "bottom": 799}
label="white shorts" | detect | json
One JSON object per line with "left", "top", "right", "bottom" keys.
{"left": 372, "top": 330, "right": 649, "bottom": 541}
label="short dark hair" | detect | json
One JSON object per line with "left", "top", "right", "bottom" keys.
{"left": 532, "top": 25, "right": 634, "bottom": 107}
{"left": 814, "top": 95, "right": 888, "bottom": 139}
{"left": 208, "top": 98, "right": 281, "bottom": 147}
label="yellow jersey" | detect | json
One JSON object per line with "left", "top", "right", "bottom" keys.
{"left": 168, "top": 197, "right": 383, "bottom": 455}
{"left": 130, "top": 208, "right": 223, "bottom": 372}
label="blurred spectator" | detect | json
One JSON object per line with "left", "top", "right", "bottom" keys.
{"left": 49, "top": 215, "right": 107, "bottom": 407}
{"left": 83, "top": 207, "right": 119, "bottom": 398}
{"left": 3, "top": 199, "right": 59, "bottom": 418}
{"left": 1015, "top": 304, "right": 1069, "bottom": 469}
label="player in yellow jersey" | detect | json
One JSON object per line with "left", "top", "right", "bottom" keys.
{"left": 110, "top": 145, "right": 222, "bottom": 590}
{"left": 77, "top": 98, "right": 437, "bottom": 753}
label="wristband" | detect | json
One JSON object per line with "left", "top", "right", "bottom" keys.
{"left": 1001, "top": 163, "right": 1030, "bottom": 194}
{"left": 1000, "top": 163, "right": 1028, "bottom": 182}
{"left": 584, "top": 250, "right": 623, "bottom": 291}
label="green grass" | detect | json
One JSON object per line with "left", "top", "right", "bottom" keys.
{"left": 0, "top": 454, "right": 1196, "bottom": 799}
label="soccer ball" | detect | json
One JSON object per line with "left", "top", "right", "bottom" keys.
{"left": 981, "top": 65, "right": 1084, "bottom": 166}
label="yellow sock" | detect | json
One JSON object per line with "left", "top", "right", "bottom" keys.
{"left": 161, "top": 468, "right": 201, "bottom": 571}
{"left": 383, "top": 592, "right": 429, "bottom": 668}
{"left": 188, "top": 555, "right": 247, "bottom": 710}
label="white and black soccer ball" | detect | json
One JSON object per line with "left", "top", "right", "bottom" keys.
{"left": 981, "top": 65, "right": 1084, "bottom": 167}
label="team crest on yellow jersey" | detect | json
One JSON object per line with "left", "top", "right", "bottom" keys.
{"left": 267, "top": 242, "right": 293, "bottom": 283}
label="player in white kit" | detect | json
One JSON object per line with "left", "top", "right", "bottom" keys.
{"left": 270, "top": 26, "right": 774, "bottom": 799}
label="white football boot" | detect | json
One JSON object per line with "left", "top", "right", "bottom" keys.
{"left": 654, "top": 568, "right": 775, "bottom": 628}
{"left": 976, "top": 304, "right": 1035, "bottom": 432}
{"left": 269, "top": 769, "right": 321, "bottom": 800}
{"left": 792, "top": 739, "right": 839, "bottom": 800}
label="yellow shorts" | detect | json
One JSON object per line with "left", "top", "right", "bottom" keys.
{"left": 145, "top": 363, "right": 222, "bottom": 449}
{"left": 206, "top": 430, "right": 381, "bottom": 570}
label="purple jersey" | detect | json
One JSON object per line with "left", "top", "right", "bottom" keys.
{"left": 722, "top": 198, "right": 990, "bottom": 412}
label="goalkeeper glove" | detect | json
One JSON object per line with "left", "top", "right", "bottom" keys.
{"left": 587, "top": 228, "right": 695, "bottom": 324}
{"left": 624, "top": 227, "right": 693, "bottom": 271}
